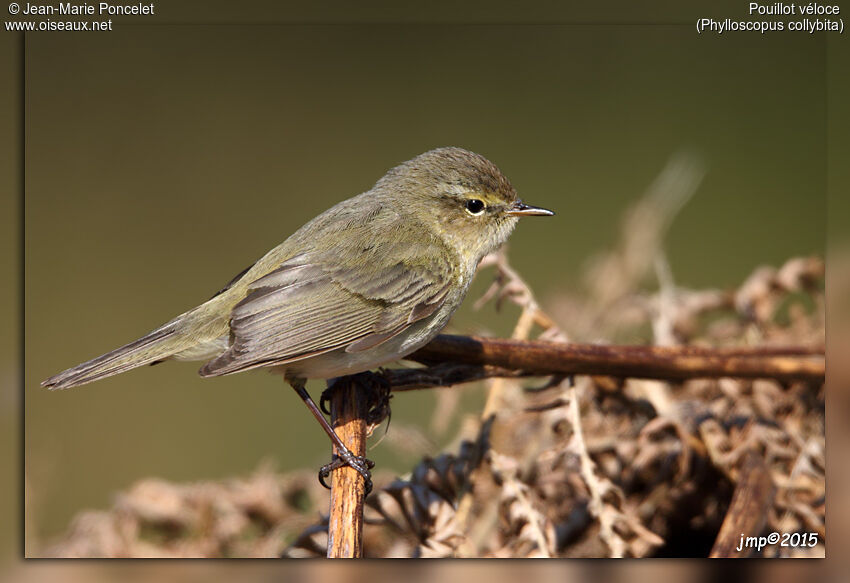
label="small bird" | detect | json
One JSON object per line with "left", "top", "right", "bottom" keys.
{"left": 42, "top": 147, "right": 554, "bottom": 487}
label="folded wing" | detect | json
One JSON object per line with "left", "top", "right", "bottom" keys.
{"left": 199, "top": 219, "right": 454, "bottom": 377}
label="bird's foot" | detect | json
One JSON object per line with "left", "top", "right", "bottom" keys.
{"left": 320, "top": 370, "right": 393, "bottom": 430}
{"left": 318, "top": 451, "right": 375, "bottom": 495}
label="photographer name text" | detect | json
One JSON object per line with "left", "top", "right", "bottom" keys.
{"left": 17, "top": 2, "right": 153, "bottom": 15}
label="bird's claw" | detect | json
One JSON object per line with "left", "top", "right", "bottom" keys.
{"left": 320, "top": 371, "right": 393, "bottom": 427}
{"left": 319, "top": 387, "right": 333, "bottom": 416}
{"left": 318, "top": 453, "right": 374, "bottom": 495}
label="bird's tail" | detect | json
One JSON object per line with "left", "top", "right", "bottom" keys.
{"left": 41, "top": 321, "right": 190, "bottom": 390}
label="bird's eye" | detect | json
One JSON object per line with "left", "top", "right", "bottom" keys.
{"left": 465, "top": 199, "right": 485, "bottom": 215}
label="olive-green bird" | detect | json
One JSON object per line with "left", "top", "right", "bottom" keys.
{"left": 42, "top": 147, "right": 554, "bottom": 487}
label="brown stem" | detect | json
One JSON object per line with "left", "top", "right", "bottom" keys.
{"left": 408, "top": 334, "right": 824, "bottom": 384}
{"left": 710, "top": 451, "right": 776, "bottom": 558}
{"left": 326, "top": 377, "right": 368, "bottom": 558}
{"left": 385, "top": 362, "right": 527, "bottom": 392}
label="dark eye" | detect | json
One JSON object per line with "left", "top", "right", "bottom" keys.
{"left": 465, "top": 199, "right": 485, "bottom": 215}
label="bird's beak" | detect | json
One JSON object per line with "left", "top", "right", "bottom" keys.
{"left": 506, "top": 200, "right": 555, "bottom": 217}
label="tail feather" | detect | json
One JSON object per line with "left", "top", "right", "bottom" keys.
{"left": 41, "top": 326, "right": 179, "bottom": 390}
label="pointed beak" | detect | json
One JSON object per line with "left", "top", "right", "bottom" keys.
{"left": 506, "top": 200, "right": 555, "bottom": 217}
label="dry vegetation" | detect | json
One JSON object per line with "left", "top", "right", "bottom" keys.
{"left": 41, "top": 156, "right": 825, "bottom": 558}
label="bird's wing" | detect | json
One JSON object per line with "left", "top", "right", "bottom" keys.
{"left": 198, "top": 221, "right": 455, "bottom": 377}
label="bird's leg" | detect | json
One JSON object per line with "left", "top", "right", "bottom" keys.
{"left": 288, "top": 377, "right": 374, "bottom": 494}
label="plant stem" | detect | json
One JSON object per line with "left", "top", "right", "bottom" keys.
{"left": 326, "top": 377, "right": 368, "bottom": 558}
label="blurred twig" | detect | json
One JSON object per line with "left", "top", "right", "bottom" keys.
{"left": 578, "top": 152, "right": 705, "bottom": 338}
{"left": 710, "top": 451, "right": 776, "bottom": 558}
{"left": 564, "top": 378, "right": 664, "bottom": 557}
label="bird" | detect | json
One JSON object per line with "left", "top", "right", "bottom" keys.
{"left": 42, "top": 146, "right": 554, "bottom": 489}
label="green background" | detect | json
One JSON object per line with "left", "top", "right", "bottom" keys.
{"left": 19, "top": 19, "right": 826, "bottom": 543}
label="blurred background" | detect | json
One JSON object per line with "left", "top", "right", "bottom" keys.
{"left": 13, "top": 10, "right": 829, "bottom": 557}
